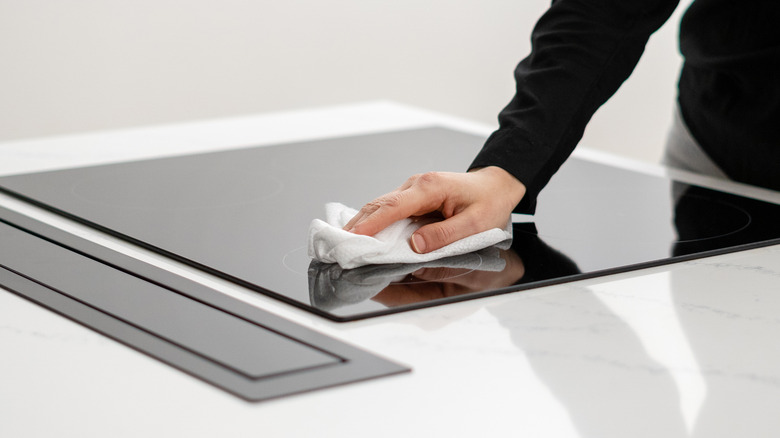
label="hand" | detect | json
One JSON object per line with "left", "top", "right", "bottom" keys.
{"left": 343, "top": 166, "right": 526, "bottom": 253}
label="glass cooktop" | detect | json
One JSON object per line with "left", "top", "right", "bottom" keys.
{"left": 1, "top": 127, "right": 779, "bottom": 321}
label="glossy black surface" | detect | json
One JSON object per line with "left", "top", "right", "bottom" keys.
{"left": 1, "top": 127, "right": 779, "bottom": 321}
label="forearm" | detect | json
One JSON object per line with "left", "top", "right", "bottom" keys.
{"left": 471, "top": 0, "right": 680, "bottom": 213}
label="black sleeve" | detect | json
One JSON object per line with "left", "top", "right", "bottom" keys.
{"left": 469, "top": 0, "right": 680, "bottom": 213}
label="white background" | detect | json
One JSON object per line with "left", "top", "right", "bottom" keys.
{"left": 0, "top": 0, "right": 691, "bottom": 163}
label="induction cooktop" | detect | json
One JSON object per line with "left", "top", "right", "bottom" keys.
{"left": 1, "top": 127, "right": 779, "bottom": 321}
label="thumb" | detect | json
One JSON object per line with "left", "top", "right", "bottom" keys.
{"left": 410, "top": 213, "right": 483, "bottom": 254}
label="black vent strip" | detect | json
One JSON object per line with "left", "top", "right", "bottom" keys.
{"left": 0, "top": 206, "right": 410, "bottom": 402}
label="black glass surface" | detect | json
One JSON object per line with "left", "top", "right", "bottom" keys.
{"left": 1, "top": 127, "right": 779, "bottom": 321}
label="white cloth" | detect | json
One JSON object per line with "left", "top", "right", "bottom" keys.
{"left": 308, "top": 202, "right": 513, "bottom": 269}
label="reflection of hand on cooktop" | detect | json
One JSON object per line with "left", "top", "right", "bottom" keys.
{"left": 308, "top": 246, "right": 516, "bottom": 311}
{"left": 308, "top": 223, "right": 581, "bottom": 311}
{"left": 370, "top": 248, "right": 527, "bottom": 307}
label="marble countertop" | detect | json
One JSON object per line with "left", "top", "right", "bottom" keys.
{"left": 2, "top": 102, "right": 779, "bottom": 438}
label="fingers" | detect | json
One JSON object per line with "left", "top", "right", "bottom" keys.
{"left": 342, "top": 192, "right": 406, "bottom": 236}
{"left": 344, "top": 173, "right": 445, "bottom": 236}
{"left": 410, "top": 207, "right": 488, "bottom": 253}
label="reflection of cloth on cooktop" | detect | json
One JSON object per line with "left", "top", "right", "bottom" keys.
{"left": 308, "top": 202, "right": 513, "bottom": 269}
{"left": 308, "top": 248, "right": 507, "bottom": 311}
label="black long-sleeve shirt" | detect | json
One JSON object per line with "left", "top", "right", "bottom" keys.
{"left": 470, "top": 0, "right": 780, "bottom": 213}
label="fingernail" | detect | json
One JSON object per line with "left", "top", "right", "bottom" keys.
{"left": 410, "top": 233, "right": 426, "bottom": 253}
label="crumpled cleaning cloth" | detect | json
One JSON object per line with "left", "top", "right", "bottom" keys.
{"left": 308, "top": 202, "right": 513, "bottom": 269}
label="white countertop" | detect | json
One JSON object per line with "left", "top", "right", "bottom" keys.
{"left": 2, "top": 102, "right": 780, "bottom": 438}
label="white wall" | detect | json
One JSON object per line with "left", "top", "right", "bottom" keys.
{"left": 0, "top": 0, "right": 691, "bottom": 163}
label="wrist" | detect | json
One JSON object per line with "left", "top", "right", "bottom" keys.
{"left": 470, "top": 166, "right": 526, "bottom": 206}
